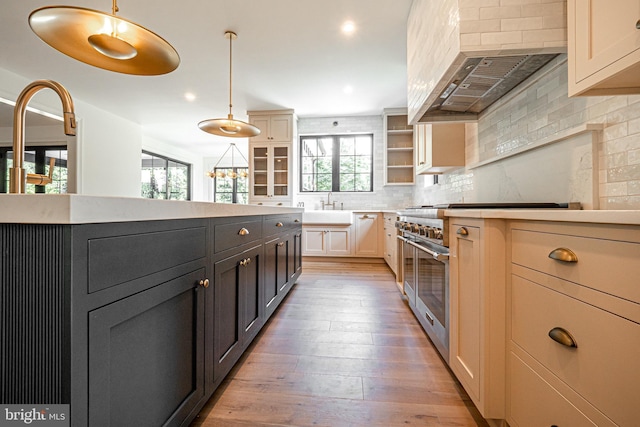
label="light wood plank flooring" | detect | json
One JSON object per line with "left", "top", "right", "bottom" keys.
{"left": 191, "top": 261, "right": 488, "bottom": 427}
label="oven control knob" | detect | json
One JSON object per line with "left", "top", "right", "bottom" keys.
{"left": 434, "top": 229, "right": 444, "bottom": 240}
{"left": 403, "top": 222, "right": 412, "bottom": 231}
{"left": 412, "top": 224, "right": 420, "bottom": 233}
{"left": 426, "top": 227, "right": 435, "bottom": 238}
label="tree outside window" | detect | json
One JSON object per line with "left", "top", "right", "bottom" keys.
{"left": 141, "top": 151, "right": 190, "bottom": 200}
{"left": 0, "top": 146, "right": 67, "bottom": 194}
{"left": 300, "top": 134, "right": 373, "bottom": 192}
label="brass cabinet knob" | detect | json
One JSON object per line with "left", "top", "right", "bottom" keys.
{"left": 548, "top": 247, "right": 578, "bottom": 263}
{"left": 636, "top": 19, "right": 640, "bottom": 29}
{"left": 199, "top": 279, "right": 210, "bottom": 288}
{"left": 277, "top": 242, "right": 285, "bottom": 247}
{"left": 294, "top": 219, "right": 300, "bottom": 223}
{"left": 276, "top": 222, "right": 284, "bottom": 227}
{"left": 240, "top": 257, "right": 252, "bottom": 267}
{"left": 238, "top": 227, "right": 250, "bottom": 236}
{"left": 548, "top": 327, "right": 577, "bottom": 348}
{"left": 456, "top": 227, "right": 469, "bottom": 236}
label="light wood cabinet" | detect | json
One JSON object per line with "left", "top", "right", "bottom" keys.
{"left": 249, "top": 143, "right": 291, "bottom": 205}
{"left": 383, "top": 109, "right": 414, "bottom": 185}
{"left": 354, "top": 212, "right": 381, "bottom": 257}
{"left": 568, "top": 0, "right": 640, "bottom": 96}
{"left": 415, "top": 123, "right": 465, "bottom": 174}
{"left": 507, "top": 220, "right": 640, "bottom": 427}
{"left": 383, "top": 213, "right": 398, "bottom": 275}
{"left": 248, "top": 110, "right": 295, "bottom": 205}
{"left": 449, "top": 217, "right": 506, "bottom": 420}
{"left": 302, "top": 226, "right": 352, "bottom": 256}
{"left": 248, "top": 113, "right": 293, "bottom": 143}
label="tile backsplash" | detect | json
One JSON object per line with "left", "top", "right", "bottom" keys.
{"left": 414, "top": 55, "right": 640, "bottom": 210}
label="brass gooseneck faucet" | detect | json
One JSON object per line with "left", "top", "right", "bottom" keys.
{"left": 9, "top": 80, "right": 76, "bottom": 193}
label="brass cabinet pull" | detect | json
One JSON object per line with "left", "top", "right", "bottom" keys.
{"left": 276, "top": 222, "right": 284, "bottom": 227}
{"left": 456, "top": 227, "right": 468, "bottom": 236}
{"left": 277, "top": 242, "right": 285, "bottom": 247}
{"left": 199, "top": 279, "right": 210, "bottom": 288}
{"left": 294, "top": 219, "right": 300, "bottom": 223}
{"left": 239, "top": 257, "right": 252, "bottom": 267}
{"left": 548, "top": 247, "right": 578, "bottom": 263}
{"left": 636, "top": 19, "right": 640, "bottom": 29}
{"left": 238, "top": 227, "right": 250, "bottom": 236}
{"left": 548, "top": 327, "right": 578, "bottom": 348}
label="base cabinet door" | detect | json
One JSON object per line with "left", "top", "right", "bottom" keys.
{"left": 264, "top": 235, "right": 289, "bottom": 318}
{"left": 213, "top": 245, "right": 263, "bottom": 384}
{"left": 293, "top": 230, "right": 303, "bottom": 277}
{"left": 88, "top": 268, "right": 206, "bottom": 427}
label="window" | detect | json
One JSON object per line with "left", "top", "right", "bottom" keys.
{"left": 0, "top": 145, "right": 68, "bottom": 193}
{"left": 141, "top": 151, "right": 191, "bottom": 200}
{"left": 300, "top": 134, "right": 373, "bottom": 192}
{"left": 213, "top": 167, "right": 249, "bottom": 204}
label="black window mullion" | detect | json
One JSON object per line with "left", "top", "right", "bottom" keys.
{"left": 331, "top": 136, "right": 340, "bottom": 192}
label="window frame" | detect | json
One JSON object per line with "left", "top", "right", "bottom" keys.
{"left": 0, "top": 145, "right": 68, "bottom": 194}
{"left": 299, "top": 133, "right": 374, "bottom": 193}
{"left": 212, "top": 167, "right": 249, "bottom": 204}
{"left": 141, "top": 150, "right": 191, "bottom": 200}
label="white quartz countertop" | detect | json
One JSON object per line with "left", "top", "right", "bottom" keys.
{"left": 0, "top": 194, "right": 303, "bottom": 224}
{"left": 444, "top": 209, "right": 640, "bottom": 225}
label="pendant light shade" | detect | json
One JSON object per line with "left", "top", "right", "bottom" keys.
{"left": 198, "top": 31, "right": 260, "bottom": 138}
{"left": 29, "top": 1, "right": 180, "bottom": 75}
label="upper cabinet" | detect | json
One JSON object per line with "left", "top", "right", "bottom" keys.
{"left": 383, "top": 109, "right": 415, "bottom": 185}
{"left": 568, "top": 0, "right": 640, "bottom": 96}
{"left": 407, "top": 0, "right": 567, "bottom": 124}
{"left": 249, "top": 112, "right": 293, "bottom": 143}
{"left": 248, "top": 110, "right": 296, "bottom": 206}
{"left": 415, "top": 122, "right": 466, "bottom": 174}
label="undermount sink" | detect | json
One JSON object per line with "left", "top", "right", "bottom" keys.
{"left": 302, "top": 210, "right": 353, "bottom": 225}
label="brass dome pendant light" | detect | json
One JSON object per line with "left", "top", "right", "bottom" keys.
{"left": 198, "top": 31, "right": 260, "bottom": 138}
{"left": 29, "top": 0, "right": 180, "bottom": 75}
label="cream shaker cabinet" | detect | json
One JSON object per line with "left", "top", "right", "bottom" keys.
{"left": 248, "top": 113, "right": 293, "bottom": 143}
{"left": 415, "top": 123, "right": 465, "bottom": 175}
{"left": 507, "top": 220, "right": 640, "bottom": 427}
{"left": 568, "top": 0, "right": 640, "bottom": 96}
{"left": 301, "top": 226, "right": 352, "bottom": 257}
{"left": 448, "top": 218, "right": 506, "bottom": 421}
{"left": 354, "top": 212, "right": 381, "bottom": 257}
{"left": 248, "top": 110, "right": 295, "bottom": 206}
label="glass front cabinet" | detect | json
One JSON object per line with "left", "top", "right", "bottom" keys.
{"left": 248, "top": 110, "right": 295, "bottom": 206}
{"left": 250, "top": 144, "right": 291, "bottom": 205}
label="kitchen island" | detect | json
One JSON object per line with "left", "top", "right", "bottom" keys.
{"left": 0, "top": 195, "right": 303, "bottom": 427}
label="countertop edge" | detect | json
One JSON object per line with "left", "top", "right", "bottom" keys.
{"left": 444, "top": 209, "right": 640, "bottom": 225}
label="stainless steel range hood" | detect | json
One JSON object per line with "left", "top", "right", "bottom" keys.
{"left": 407, "top": 0, "right": 568, "bottom": 124}
{"left": 419, "top": 54, "right": 559, "bottom": 122}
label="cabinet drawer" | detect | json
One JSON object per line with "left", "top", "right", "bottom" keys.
{"left": 511, "top": 275, "right": 640, "bottom": 426}
{"left": 509, "top": 353, "right": 597, "bottom": 427}
{"left": 214, "top": 219, "right": 263, "bottom": 253}
{"left": 263, "top": 214, "right": 301, "bottom": 236}
{"left": 511, "top": 228, "right": 640, "bottom": 302}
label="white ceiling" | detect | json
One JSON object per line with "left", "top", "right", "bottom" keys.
{"left": 0, "top": 0, "right": 412, "bottom": 157}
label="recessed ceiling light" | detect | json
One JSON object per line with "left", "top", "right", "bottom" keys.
{"left": 343, "top": 85, "right": 353, "bottom": 94}
{"left": 185, "top": 92, "right": 196, "bottom": 102}
{"left": 341, "top": 21, "right": 356, "bottom": 35}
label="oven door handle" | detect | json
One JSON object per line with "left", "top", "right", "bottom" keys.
{"left": 400, "top": 236, "right": 449, "bottom": 261}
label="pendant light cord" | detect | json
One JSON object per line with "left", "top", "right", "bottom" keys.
{"left": 228, "top": 32, "right": 233, "bottom": 116}
{"left": 112, "top": 0, "right": 119, "bottom": 15}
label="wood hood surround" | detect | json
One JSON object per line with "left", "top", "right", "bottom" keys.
{"left": 407, "top": 0, "right": 568, "bottom": 125}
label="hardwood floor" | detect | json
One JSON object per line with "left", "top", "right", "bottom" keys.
{"left": 191, "top": 261, "right": 489, "bottom": 427}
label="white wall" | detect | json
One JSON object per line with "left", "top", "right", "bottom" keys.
{"left": 1, "top": 67, "right": 205, "bottom": 199}
{"left": 296, "top": 115, "right": 414, "bottom": 210}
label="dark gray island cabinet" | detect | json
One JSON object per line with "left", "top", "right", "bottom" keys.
{"left": 0, "top": 211, "right": 302, "bottom": 427}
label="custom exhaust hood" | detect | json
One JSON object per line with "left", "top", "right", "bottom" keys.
{"left": 407, "top": 0, "right": 568, "bottom": 124}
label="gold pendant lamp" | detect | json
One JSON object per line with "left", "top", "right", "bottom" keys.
{"left": 198, "top": 31, "right": 260, "bottom": 138}
{"left": 29, "top": 0, "right": 180, "bottom": 75}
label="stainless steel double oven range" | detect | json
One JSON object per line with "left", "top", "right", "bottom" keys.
{"left": 396, "top": 202, "right": 580, "bottom": 364}
{"left": 396, "top": 207, "right": 450, "bottom": 363}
